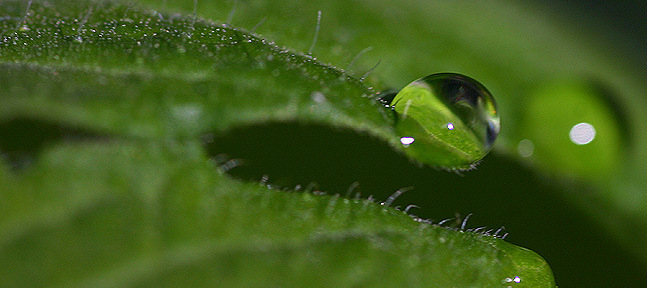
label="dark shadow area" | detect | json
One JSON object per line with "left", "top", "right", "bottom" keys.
{"left": 0, "top": 117, "right": 107, "bottom": 171}
{"left": 544, "top": 0, "right": 647, "bottom": 67}
{"left": 203, "top": 122, "right": 646, "bottom": 288}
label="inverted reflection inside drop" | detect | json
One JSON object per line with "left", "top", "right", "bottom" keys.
{"left": 569, "top": 122, "right": 596, "bottom": 145}
{"left": 380, "top": 73, "right": 500, "bottom": 168}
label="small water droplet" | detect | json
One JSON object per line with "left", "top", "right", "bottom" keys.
{"left": 501, "top": 276, "right": 522, "bottom": 287}
{"left": 381, "top": 73, "right": 500, "bottom": 168}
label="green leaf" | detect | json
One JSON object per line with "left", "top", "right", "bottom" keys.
{"left": 1, "top": 141, "right": 555, "bottom": 288}
{"left": 142, "top": 0, "right": 647, "bottom": 286}
{"left": 0, "top": 1, "right": 387, "bottom": 141}
{"left": 0, "top": 1, "right": 555, "bottom": 287}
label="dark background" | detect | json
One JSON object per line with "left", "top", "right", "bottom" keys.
{"left": 208, "top": 121, "right": 645, "bottom": 288}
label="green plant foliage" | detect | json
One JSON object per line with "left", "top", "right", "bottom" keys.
{"left": 1, "top": 140, "right": 554, "bottom": 287}
{"left": 140, "top": 0, "right": 647, "bottom": 286}
{"left": 0, "top": 1, "right": 388, "bottom": 141}
{"left": 0, "top": 1, "right": 556, "bottom": 287}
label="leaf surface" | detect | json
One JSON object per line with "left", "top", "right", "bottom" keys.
{"left": 0, "top": 1, "right": 555, "bottom": 287}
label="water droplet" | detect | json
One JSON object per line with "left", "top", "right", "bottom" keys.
{"left": 381, "top": 73, "right": 500, "bottom": 168}
{"left": 501, "top": 276, "right": 522, "bottom": 287}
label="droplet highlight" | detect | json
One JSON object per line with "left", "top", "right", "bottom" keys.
{"left": 381, "top": 73, "right": 500, "bottom": 168}
{"left": 501, "top": 276, "right": 522, "bottom": 287}
{"left": 400, "top": 137, "right": 415, "bottom": 146}
{"left": 569, "top": 122, "right": 596, "bottom": 145}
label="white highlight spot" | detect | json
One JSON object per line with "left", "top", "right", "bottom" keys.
{"left": 569, "top": 122, "right": 596, "bottom": 145}
{"left": 517, "top": 139, "right": 534, "bottom": 158}
{"left": 402, "top": 99, "right": 413, "bottom": 119}
{"left": 400, "top": 137, "right": 415, "bottom": 146}
{"left": 502, "top": 276, "right": 521, "bottom": 285}
{"left": 446, "top": 123, "right": 454, "bottom": 130}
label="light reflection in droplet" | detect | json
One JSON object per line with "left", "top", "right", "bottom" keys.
{"left": 447, "top": 123, "right": 454, "bottom": 130}
{"left": 501, "top": 275, "right": 521, "bottom": 286}
{"left": 400, "top": 137, "right": 415, "bottom": 146}
{"left": 517, "top": 139, "right": 534, "bottom": 158}
{"left": 569, "top": 122, "right": 596, "bottom": 145}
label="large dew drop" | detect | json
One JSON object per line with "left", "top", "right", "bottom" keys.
{"left": 381, "top": 73, "right": 500, "bottom": 168}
